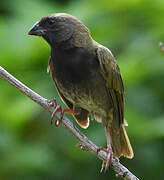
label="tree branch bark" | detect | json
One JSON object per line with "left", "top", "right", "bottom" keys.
{"left": 0, "top": 66, "right": 139, "bottom": 180}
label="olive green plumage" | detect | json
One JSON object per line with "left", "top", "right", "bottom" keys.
{"left": 28, "top": 13, "right": 134, "bottom": 159}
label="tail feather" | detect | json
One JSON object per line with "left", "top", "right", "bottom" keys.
{"left": 109, "top": 125, "right": 134, "bottom": 159}
{"left": 74, "top": 108, "right": 89, "bottom": 129}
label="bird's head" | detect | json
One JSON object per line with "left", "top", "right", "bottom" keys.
{"left": 28, "top": 13, "right": 92, "bottom": 48}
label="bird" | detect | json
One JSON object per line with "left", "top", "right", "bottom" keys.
{"left": 28, "top": 13, "right": 134, "bottom": 172}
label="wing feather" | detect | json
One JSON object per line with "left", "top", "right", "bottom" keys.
{"left": 97, "top": 46, "right": 125, "bottom": 129}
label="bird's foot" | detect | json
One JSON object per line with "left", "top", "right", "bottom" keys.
{"left": 49, "top": 99, "right": 75, "bottom": 127}
{"left": 97, "top": 146, "right": 113, "bottom": 173}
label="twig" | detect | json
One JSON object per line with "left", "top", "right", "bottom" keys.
{"left": 0, "top": 66, "right": 139, "bottom": 180}
{"left": 159, "top": 42, "right": 164, "bottom": 52}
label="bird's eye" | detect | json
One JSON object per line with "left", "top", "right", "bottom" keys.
{"left": 47, "top": 19, "right": 55, "bottom": 26}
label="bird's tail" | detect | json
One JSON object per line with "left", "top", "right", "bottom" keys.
{"left": 109, "top": 124, "right": 134, "bottom": 158}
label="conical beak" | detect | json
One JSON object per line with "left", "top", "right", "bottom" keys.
{"left": 28, "top": 22, "right": 46, "bottom": 36}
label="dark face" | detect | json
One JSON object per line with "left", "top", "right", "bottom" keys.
{"left": 28, "top": 14, "right": 74, "bottom": 45}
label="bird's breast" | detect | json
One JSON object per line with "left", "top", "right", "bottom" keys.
{"left": 50, "top": 47, "right": 111, "bottom": 115}
{"left": 51, "top": 47, "right": 98, "bottom": 86}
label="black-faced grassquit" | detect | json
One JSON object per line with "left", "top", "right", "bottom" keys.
{"left": 28, "top": 13, "right": 134, "bottom": 171}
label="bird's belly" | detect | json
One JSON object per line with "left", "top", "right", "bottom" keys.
{"left": 50, "top": 51, "right": 112, "bottom": 118}
{"left": 55, "top": 73, "right": 110, "bottom": 117}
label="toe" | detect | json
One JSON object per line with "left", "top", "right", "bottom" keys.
{"left": 100, "top": 161, "right": 106, "bottom": 173}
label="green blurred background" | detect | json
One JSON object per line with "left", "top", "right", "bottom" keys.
{"left": 0, "top": 0, "right": 164, "bottom": 179}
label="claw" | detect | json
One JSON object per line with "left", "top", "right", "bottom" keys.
{"left": 51, "top": 105, "right": 63, "bottom": 125}
{"left": 99, "top": 147, "right": 113, "bottom": 173}
{"left": 97, "top": 146, "right": 107, "bottom": 154}
{"left": 99, "top": 126, "right": 113, "bottom": 172}
{"left": 49, "top": 99, "right": 76, "bottom": 127}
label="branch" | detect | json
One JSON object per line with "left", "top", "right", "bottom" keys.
{"left": 159, "top": 42, "right": 164, "bottom": 52}
{"left": 0, "top": 66, "right": 139, "bottom": 180}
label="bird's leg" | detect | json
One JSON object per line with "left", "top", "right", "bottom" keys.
{"left": 98, "top": 126, "right": 113, "bottom": 172}
{"left": 102, "top": 126, "right": 113, "bottom": 172}
{"left": 49, "top": 99, "right": 76, "bottom": 126}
